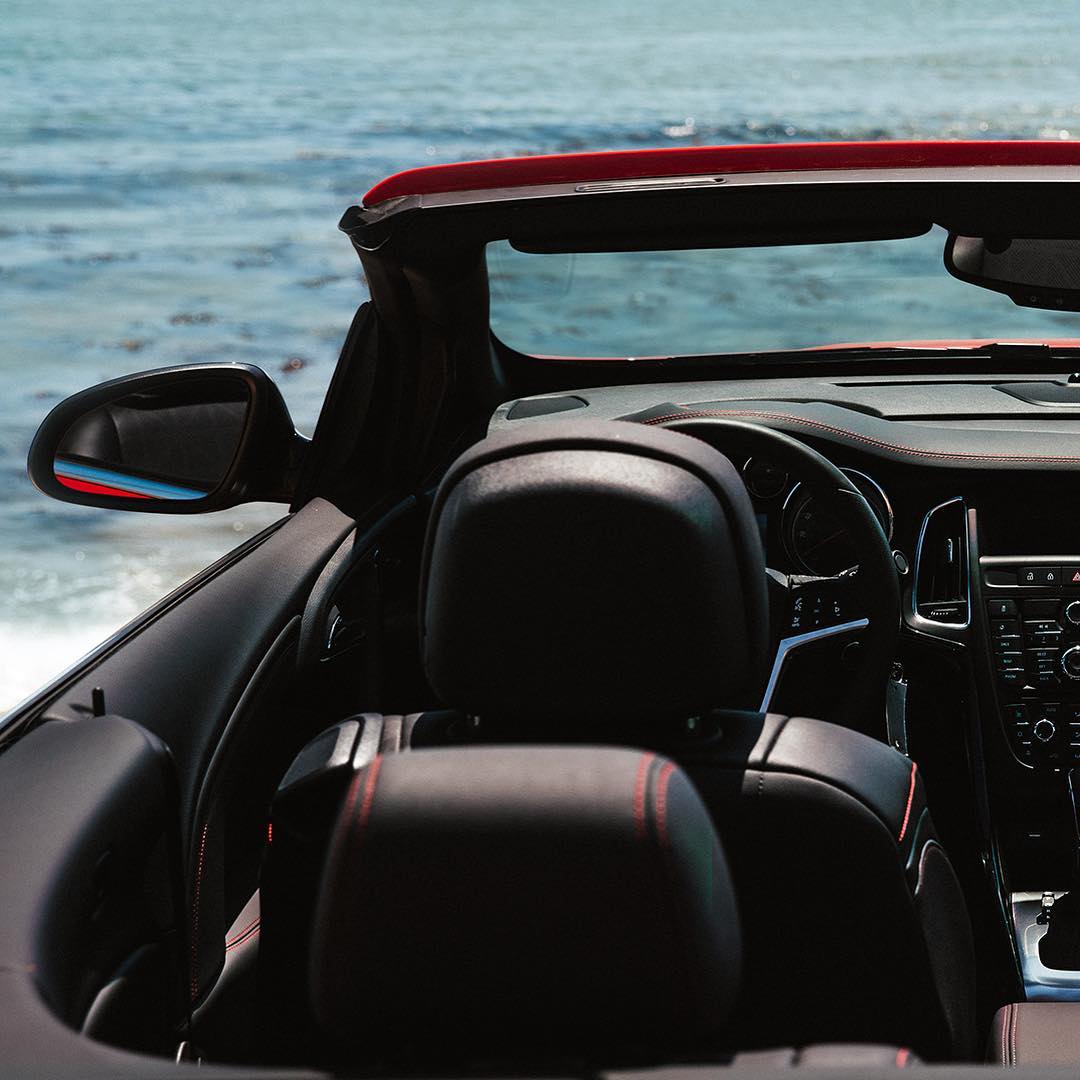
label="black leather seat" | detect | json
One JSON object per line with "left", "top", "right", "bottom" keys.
{"left": 307, "top": 744, "right": 742, "bottom": 1067}
{"left": 414, "top": 419, "right": 977, "bottom": 1060}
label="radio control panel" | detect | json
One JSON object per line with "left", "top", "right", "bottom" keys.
{"left": 986, "top": 585, "right": 1080, "bottom": 768}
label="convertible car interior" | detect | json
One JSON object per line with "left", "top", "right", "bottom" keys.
{"left": 15, "top": 141, "right": 1080, "bottom": 1077}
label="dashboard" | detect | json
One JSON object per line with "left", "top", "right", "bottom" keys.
{"left": 492, "top": 369, "right": 1080, "bottom": 902}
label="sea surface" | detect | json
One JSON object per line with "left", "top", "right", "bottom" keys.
{"left": 5, "top": 0, "right": 1080, "bottom": 709}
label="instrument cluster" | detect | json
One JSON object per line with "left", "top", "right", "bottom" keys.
{"left": 742, "top": 457, "right": 894, "bottom": 576}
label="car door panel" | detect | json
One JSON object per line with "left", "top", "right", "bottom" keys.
{"left": 32, "top": 497, "right": 354, "bottom": 832}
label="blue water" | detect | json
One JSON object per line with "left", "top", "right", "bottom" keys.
{"left": 5, "top": 0, "right": 1080, "bottom": 707}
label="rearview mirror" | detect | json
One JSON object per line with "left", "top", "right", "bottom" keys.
{"left": 944, "top": 234, "right": 1080, "bottom": 311}
{"left": 28, "top": 363, "right": 307, "bottom": 512}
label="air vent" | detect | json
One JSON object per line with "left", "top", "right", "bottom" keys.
{"left": 914, "top": 498, "right": 970, "bottom": 626}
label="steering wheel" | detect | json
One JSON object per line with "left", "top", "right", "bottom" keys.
{"left": 652, "top": 417, "right": 901, "bottom": 737}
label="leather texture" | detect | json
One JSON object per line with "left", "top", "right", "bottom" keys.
{"left": 400, "top": 707, "right": 976, "bottom": 1060}
{"left": 684, "top": 709, "right": 976, "bottom": 1060}
{"left": 989, "top": 1003, "right": 1080, "bottom": 1067}
{"left": 308, "top": 745, "right": 741, "bottom": 1066}
{"left": 419, "top": 419, "right": 769, "bottom": 720}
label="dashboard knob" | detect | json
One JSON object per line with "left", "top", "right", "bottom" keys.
{"left": 1062, "top": 646, "right": 1080, "bottom": 680}
{"left": 1066, "top": 601, "right": 1080, "bottom": 627}
{"left": 1034, "top": 718, "right": 1057, "bottom": 743}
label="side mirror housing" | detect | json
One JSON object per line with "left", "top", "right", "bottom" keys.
{"left": 28, "top": 363, "right": 308, "bottom": 513}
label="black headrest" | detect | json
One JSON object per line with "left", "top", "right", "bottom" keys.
{"left": 420, "top": 420, "right": 768, "bottom": 721}
{"left": 308, "top": 745, "right": 741, "bottom": 1065}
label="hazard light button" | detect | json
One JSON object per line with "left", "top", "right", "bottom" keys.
{"left": 1063, "top": 566, "right": 1080, "bottom": 586}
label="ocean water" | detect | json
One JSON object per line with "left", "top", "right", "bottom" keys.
{"left": 5, "top": 0, "right": 1080, "bottom": 709}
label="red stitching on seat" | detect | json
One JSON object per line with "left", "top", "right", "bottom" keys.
{"left": 898, "top": 762, "right": 918, "bottom": 842}
{"left": 633, "top": 752, "right": 655, "bottom": 840}
{"left": 654, "top": 761, "right": 677, "bottom": 848}
{"left": 190, "top": 822, "right": 210, "bottom": 1001}
{"left": 644, "top": 408, "right": 1080, "bottom": 465}
{"left": 895, "top": 1047, "right": 910, "bottom": 1068}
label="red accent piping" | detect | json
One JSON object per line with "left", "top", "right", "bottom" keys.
{"left": 224, "top": 915, "right": 261, "bottom": 949}
{"left": 363, "top": 140, "right": 1080, "bottom": 206}
{"left": 190, "top": 822, "right": 210, "bottom": 1001}
{"left": 898, "top": 763, "right": 918, "bottom": 843}
{"left": 225, "top": 921, "right": 261, "bottom": 952}
{"left": 633, "top": 752, "right": 655, "bottom": 841}
{"left": 895, "top": 1048, "right": 911, "bottom": 1068}
{"left": 654, "top": 761, "right": 677, "bottom": 849}
{"left": 644, "top": 407, "right": 1080, "bottom": 465}
{"left": 356, "top": 756, "right": 383, "bottom": 841}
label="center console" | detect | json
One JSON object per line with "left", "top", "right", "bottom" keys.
{"left": 982, "top": 559, "right": 1080, "bottom": 771}
{"left": 977, "top": 557, "right": 1080, "bottom": 1000}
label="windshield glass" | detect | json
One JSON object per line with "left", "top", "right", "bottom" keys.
{"left": 487, "top": 225, "right": 1080, "bottom": 357}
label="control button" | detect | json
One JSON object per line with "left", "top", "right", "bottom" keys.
{"left": 1022, "top": 566, "right": 1062, "bottom": 585}
{"left": 992, "top": 618, "right": 1022, "bottom": 635}
{"left": 1033, "top": 631, "right": 1065, "bottom": 648}
{"left": 1035, "top": 718, "right": 1057, "bottom": 742}
{"left": 999, "top": 670, "right": 1025, "bottom": 685}
{"left": 993, "top": 635, "right": 1023, "bottom": 651}
{"left": 1064, "top": 566, "right": 1080, "bottom": 587}
{"left": 1004, "top": 703, "right": 1028, "bottom": 722}
{"left": 1066, "top": 601, "right": 1080, "bottom": 627}
{"left": 1038, "top": 672, "right": 1061, "bottom": 688}
{"left": 1026, "top": 619, "right": 1062, "bottom": 635}
{"left": 996, "top": 657, "right": 1025, "bottom": 674}
{"left": 988, "top": 599, "right": 1019, "bottom": 617}
{"left": 1029, "top": 644, "right": 1061, "bottom": 659}
{"left": 1062, "top": 645, "right": 1080, "bottom": 680}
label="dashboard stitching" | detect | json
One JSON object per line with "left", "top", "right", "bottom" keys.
{"left": 643, "top": 408, "right": 1080, "bottom": 464}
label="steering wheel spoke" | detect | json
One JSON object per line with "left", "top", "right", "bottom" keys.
{"left": 760, "top": 570, "right": 870, "bottom": 713}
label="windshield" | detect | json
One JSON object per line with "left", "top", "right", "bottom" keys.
{"left": 487, "top": 225, "right": 1080, "bottom": 357}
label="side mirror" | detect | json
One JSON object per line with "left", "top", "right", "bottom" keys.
{"left": 28, "top": 363, "right": 308, "bottom": 513}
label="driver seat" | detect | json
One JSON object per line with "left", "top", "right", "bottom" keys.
{"left": 412, "top": 419, "right": 977, "bottom": 1060}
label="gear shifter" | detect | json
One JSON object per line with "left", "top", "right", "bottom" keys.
{"left": 1037, "top": 768, "right": 1080, "bottom": 970}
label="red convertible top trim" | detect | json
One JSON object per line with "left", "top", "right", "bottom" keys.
{"left": 363, "top": 140, "right": 1080, "bottom": 207}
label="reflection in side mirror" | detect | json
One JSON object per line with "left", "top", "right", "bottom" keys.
{"left": 28, "top": 363, "right": 306, "bottom": 513}
{"left": 945, "top": 234, "right": 1080, "bottom": 312}
{"left": 54, "top": 379, "right": 250, "bottom": 502}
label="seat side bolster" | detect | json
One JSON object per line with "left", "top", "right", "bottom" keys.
{"left": 761, "top": 713, "right": 926, "bottom": 848}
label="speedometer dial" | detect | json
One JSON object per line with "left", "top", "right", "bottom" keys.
{"left": 782, "top": 469, "right": 893, "bottom": 576}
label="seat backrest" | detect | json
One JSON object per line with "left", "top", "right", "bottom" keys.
{"left": 304, "top": 745, "right": 742, "bottom": 1068}
{"left": 682, "top": 710, "right": 976, "bottom": 1060}
{"left": 415, "top": 420, "right": 977, "bottom": 1060}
